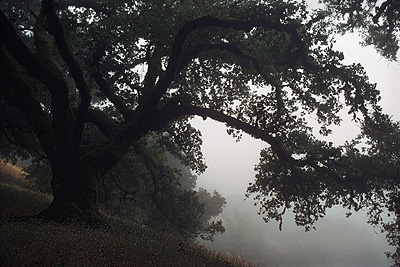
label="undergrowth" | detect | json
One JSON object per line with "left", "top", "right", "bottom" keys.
{"left": 0, "top": 174, "right": 255, "bottom": 266}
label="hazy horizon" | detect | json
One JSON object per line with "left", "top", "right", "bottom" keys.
{"left": 191, "top": 27, "right": 399, "bottom": 267}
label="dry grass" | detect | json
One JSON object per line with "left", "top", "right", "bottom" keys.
{"left": 0, "top": 165, "right": 257, "bottom": 267}
{"left": 1, "top": 216, "right": 254, "bottom": 266}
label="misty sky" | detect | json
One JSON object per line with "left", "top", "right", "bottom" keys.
{"left": 190, "top": 7, "right": 399, "bottom": 267}
{"left": 193, "top": 34, "right": 400, "bottom": 196}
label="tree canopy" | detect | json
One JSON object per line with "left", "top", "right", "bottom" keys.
{"left": 0, "top": 0, "right": 399, "bottom": 264}
{"left": 319, "top": 0, "right": 400, "bottom": 60}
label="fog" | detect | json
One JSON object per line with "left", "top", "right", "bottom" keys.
{"left": 192, "top": 32, "right": 399, "bottom": 266}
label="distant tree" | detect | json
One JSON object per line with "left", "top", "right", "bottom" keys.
{"left": 0, "top": 0, "right": 399, "bottom": 263}
{"left": 98, "top": 134, "right": 226, "bottom": 239}
{"left": 197, "top": 188, "right": 226, "bottom": 223}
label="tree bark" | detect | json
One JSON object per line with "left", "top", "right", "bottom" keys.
{"left": 38, "top": 155, "right": 103, "bottom": 224}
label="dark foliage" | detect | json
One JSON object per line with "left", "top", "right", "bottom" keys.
{"left": 0, "top": 0, "right": 398, "bottom": 263}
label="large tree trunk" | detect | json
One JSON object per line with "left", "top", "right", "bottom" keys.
{"left": 39, "top": 155, "right": 104, "bottom": 224}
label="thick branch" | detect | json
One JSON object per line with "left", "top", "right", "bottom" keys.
{"left": 86, "top": 109, "right": 117, "bottom": 137}
{"left": 156, "top": 104, "right": 307, "bottom": 166}
{"left": 133, "top": 143, "right": 187, "bottom": 233}
{"left": 0, "top": 45, "right": 56, "bottom": 158}
{"left": 0, "top": 10, "right": 71, "bottom": 154}
{"left": 42, "top": 0, "right": 92, "bottom": 149}
{"left": 0, "top": 11, "right": 67, "bottom": 98}
{"left": 33, "top": 10, "right": 61, "bottom": 72}
{"left": 151, "top": 16, "right": 302, "bottom": 106}
{"left": 179, "top": 43, "right": 278, "bottom": 86}
{"left": 179, "top": 42, "right": 283, "bottom": 124}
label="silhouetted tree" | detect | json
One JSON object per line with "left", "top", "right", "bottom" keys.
{"left": 0, "top": 0, "right": 399, "bottom": 263}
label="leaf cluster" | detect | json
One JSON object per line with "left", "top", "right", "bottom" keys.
{"left": 318, "top": 0, "right": 400, "bottom": 60}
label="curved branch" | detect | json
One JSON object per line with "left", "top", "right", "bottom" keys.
{"left": 156, "top": 104, "right": 349, "bottom": 187}
{"left": 179, "top": 42, "right": 283, "bottom": 124}
{"left": 151, "top": 15, "right": 302, "bottom": 105}
{"left": 156, "top": 104, "right": 307, "bottom": 166}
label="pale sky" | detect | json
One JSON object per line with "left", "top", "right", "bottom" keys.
{"left": 191, "top": 4, "right": 399, "bottom": 266}
{"left": 193, "top": 33, "right": 399, "bottom": 197}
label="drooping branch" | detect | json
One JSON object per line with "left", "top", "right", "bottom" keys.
{"left": 156, "top": 104, "right": 346, "bottom": 186}
{"left": 133, "top": 143, "right": 161, "bottom": 203}
{"left": 42, "top": 0, "right": 91, "bottom": 149}
{"left": 132, "top": 142, "right": 189, "bottom": 233}
{"left": 156, "top": 104, "right": 311, "bottom": 167}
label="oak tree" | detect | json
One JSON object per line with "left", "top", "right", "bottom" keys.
{"left": 0, "top": 0, "right": 399, "bottom": 262}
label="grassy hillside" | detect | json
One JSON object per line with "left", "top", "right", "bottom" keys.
{"left": 0, "top": 171, "right": 254, "bottom": 266}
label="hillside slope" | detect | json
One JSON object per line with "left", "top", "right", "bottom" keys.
{"left": 0, "top": 171, "right": 254, "bottom": 266}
